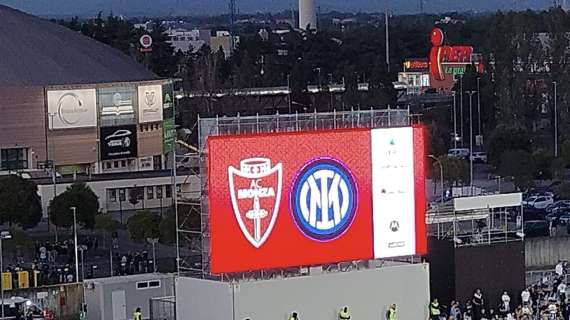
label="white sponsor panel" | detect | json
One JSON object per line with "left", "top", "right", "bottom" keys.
{"left": 138, "top": 85, "right": 163, "bottom": 123}
{"left": 47, "top": 89, "right": 97, "bottom": 129}
{"left": 372, "top": 127, "right": 416, "bottom": 258}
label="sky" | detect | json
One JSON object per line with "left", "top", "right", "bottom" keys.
{"left": 0, "top": 0, "right": 556, "bottom": 17}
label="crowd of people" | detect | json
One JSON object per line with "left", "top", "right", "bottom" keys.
{"left": 429, "top": 261, "right": 570, "bottom": 320}
{"left": 112, "top": 251, "right": 156, "bottom": 276}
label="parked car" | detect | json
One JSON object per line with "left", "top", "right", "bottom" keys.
{"left": 545, "top": 200, "right": 570, "bottom": 214}
{"left": 559, "top": 214, "right": 570, "bottom": 225}
{"left": 524, "top": 220, "right": 550, "bottom": 238}
{"left": 470, "top": 151, "right": 488, "bottom": 163}
{"left": 545, "top": 211, "right": 567, "bottom": 223}
{"left": 522, "top": 195, "right": 554, "bottom": 209}
{"left": 447, "top": 148, "right": 470, "bottom": 160}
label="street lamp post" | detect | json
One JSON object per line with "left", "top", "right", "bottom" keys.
{"left": 460, "top": 75, "right": 464, "bottom": 146}
{"left": 71, "top": 207, "right": 79, "bottom": 283}
{"left": 477, "top": 77, "right": 482, "bottom": 136}
{"left": 554, "top": 81, "right": 559, "bottom": 157}
{"left": 429, "top": 155, "right": 444, "bottom": 203}
{"left": 452, "top": 91, "right": 458, "bottom": 149}
{"left": 147, "top": 238, "right": 159, "bottom": 273}
{"left": 0, "top": 231, "right": 12, "bottom": 320}
{"left": 467, "top": 91, "right": 477, "bottom": 192}
{"left": 79, "top": 245, "right": 87, "bottom": 281}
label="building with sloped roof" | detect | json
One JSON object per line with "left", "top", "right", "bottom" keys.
{"left": 0, "top": 5, "right": 173, "bottom": 175}
{"left": 0, "top": 5, "right": 183, "bottom": 219}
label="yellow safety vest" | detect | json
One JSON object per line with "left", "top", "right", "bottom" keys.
{"left": 430, "top": 303, "right": 441, "bottom": 315}
{"left": 134, "top": 311, "right": 142, "bottom": 320}
{"left": 339, "top": 309, "right": 351, "bottom": 319}
{"left": 388, "top": 308, "right": 397, "bottom": 320}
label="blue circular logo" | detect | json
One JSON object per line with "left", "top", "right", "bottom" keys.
{"left": 290, "top": 158, "right": 357, "bottom": 241}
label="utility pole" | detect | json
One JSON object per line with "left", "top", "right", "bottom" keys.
{"left": 467, "top": 91, "right": 477, "bottom": 193}
{"left": 452, "top": 91, "right": 457, "bottom": 149}
{"left": 385, "top": 10, "right": 390, "bottom": 72}
{"left": 460, "top": 75, "right": 464, "bottom": 146}
{"left": 554, "top": 81, "right": 559, "bottom": 157}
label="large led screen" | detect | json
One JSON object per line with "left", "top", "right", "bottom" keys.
{"left": 208, "top": 127, "right": 426, "bottom": 274}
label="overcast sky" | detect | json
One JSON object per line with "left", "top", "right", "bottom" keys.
{"left": 0, "top": 0, "right": 555, "bottom": 17}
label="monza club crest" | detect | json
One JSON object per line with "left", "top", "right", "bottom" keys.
{"left": 228, "top": 158, "right": 283, "bottom": 248}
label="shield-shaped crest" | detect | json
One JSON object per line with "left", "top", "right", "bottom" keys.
{"left": 228, "top": 158, "right": 283, "bottom": 248}
{"left": 145, "top": 91, "right": 156, "bottom": 108}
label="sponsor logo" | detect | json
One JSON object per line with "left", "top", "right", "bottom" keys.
{"left": 57, "top": 92, "right": 89, "bottom": 125}
{"left": 105, "top": 129, "right": 132, "bottom": 148}
{"left": 291, "top": 158, "right": 357, "bottom": 241}
{"left": 101, "top": 93, "right": 134, "bottom": 116}
{"left": 228, "top": 158, "right": 283, "bottom": 248}
{"left": 143, "top": 90, "right": 160, "bottom": 114}
{"left": 389, "top": 220, "right": 400, "bottom": 232}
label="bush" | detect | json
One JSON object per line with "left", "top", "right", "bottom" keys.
{"left": 126, "top": 211, "right": 161, "bottom": 243}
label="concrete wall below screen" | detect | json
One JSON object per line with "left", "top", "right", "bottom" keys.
{"left": 525, "top": 236, "right": 570, "bottom": 268}
{"left": 176, "top": 263, "right": 430, "bottom": 320}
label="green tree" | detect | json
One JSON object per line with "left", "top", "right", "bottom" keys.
{"left": 555, "top": 183, "right": 570, "bottom": 199}
{"left": 94, "top": 214, "right": 121, "bottom": 248}
{"left": 498, "top": 150, "right": 535, "bottom": 190}
{"left": 49, "top": 183, "right": 99, "bottom": 229}
{"left": 126, "top": 211, "right": 161, "bottom": 243}
{"left": 0, "top": 175, "right": 42, "bottom": 229}
{"left": 432, "top": 156, "right": 469, "bottom": 187}
{"left": 158, "top": 213, "right": 176, "bottom": 244}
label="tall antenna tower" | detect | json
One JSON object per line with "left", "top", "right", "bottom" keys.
{"left": 419, "top": 0, "right": 424, "bottom": 13}
{"left": 229, "top": 0, "right": 236, "bottom": 29}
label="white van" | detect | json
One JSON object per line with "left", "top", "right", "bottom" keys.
{"left": 447, "top": 148, "right": 470, "bottom": 159}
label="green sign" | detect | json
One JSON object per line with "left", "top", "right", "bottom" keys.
{"left": 444, "top": 66, "right": 466, "bottom": 76}
{"left": 164, "top": 118, "right": 175, "bottom": 153}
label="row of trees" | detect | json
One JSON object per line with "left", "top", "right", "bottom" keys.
{"left": 0, "top": 176, "right": 176, "bottom": 245}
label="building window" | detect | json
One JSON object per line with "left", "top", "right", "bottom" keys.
{"left": 121, "top": 160, "right": 126, "bottom": 167}
{"left": 136, "top": 282, "right": 149, "bottom": 289}
{"left": 113, "top": 161, "right": 119, "bottom": 168}
{"left": 147, "top": 187, "right": 154, "bottom": 200}
{"left": 1, "top": 148, "right": 28, "bottom": 170}
{"left": 156, "top": 186, "right": 163, "bottom": 199}
{"left": 109, "top": 189, "right": 117, "bottom": 202}
{"left": 106, "top": 162, "right": 111, "bottom": 169}
{"left": 165, "top": 185, "right": 172, "bottom": 198}
{"left": 119, "top": 189, "right": 126, "bottom": 202}
{"left": 149, "top": 280, "right": 161, "bottom": 288}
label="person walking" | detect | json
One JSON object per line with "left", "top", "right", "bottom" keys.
{"left": 288, "top": 311, "right": 299, "bottom": 320}
{"left": 386, "top": 304, "right": 397, "bottom": 320}
{"left": 338, "top": 306, "right": 351, "bottom": 320}
{"left": 133, "top": 307, "right": 142, "bottom": 320}
{"left": 501, "top": 291, "right": 511, "bottom": 315}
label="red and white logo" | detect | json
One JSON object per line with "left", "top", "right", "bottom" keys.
{"left": 228, "top": 158, "right": 283, "bottom": 248}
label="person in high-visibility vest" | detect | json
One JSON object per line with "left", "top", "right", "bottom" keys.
{"left": 339, "top": 306, "right": 351, "bottom": 320}
{"left": 133, "top": 307, "right": 142, "bottom": 320}
{"left": 288, "top": 311, "right": 299, "bottom": 320}
{"left": 429, "top": 298, "right": 441, "bottom": 320}
{"left": 386, "top": 304, "right": 397, "bottom": 320}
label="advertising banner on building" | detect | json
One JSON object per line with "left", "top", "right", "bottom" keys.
{"left": 100, "top": 125, "right": 138, "bottom": 160}
{"left": 163, "top": 118, "right": 175, "bottom": 153}
{"left": 208, "top": 127, "right": 427, "bottom": 274}
{"left": 138, "top": 85, "right": 163, "bottom": 123}
{"left": 47, "top": 89, "right": 97, "bottom": 129}
{"left": 98, "top": 87, "right": 136, "bottom": 124}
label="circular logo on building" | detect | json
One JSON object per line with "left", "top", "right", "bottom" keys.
{"left": 57, "top": 92, "right": 88, "bottom": 125}
{"left": 139, "top": 34, "right": 153, "bottom": 48}
{"left": 290, "top": 158, "right": 357, "bottom": 241}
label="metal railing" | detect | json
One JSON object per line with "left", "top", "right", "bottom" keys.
{"left": 149, "top": 296, "right": 175, "bottom": 320}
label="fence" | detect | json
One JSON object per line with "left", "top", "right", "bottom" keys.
{"left": 150, "top": 296, "right": 175, "bottom": 320}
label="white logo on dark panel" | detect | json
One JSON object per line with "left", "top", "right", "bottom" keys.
{"left": 105, "top": 129, "right": 132, "bottom": 148}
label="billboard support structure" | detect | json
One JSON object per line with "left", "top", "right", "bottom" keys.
{"left": 176, "top": 108, "right": 421, "bottom": 278}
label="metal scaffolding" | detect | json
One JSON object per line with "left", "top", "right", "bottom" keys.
{"left": 176, "top": 108, "right": 420, "bottom": 278}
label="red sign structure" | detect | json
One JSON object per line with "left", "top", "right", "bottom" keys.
{"left": 208, "top": 127, "right": 427, "bottom": 274}
{"left": 429, "top": 27, "right": 484, "bottom": 82}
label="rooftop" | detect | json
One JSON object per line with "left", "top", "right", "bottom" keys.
{"left": 0, "top": 5, "right": 157, "bottom": 86}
